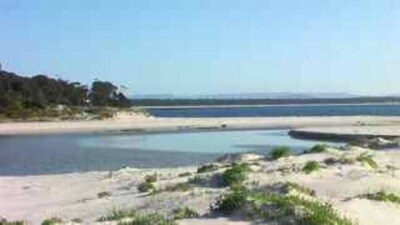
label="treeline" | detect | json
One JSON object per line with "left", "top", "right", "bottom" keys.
{"left": 131, "top": 97, "right": 400, "bottom": 107}
{"left": 0, "top": 70, "right": 130, "bottom": 117}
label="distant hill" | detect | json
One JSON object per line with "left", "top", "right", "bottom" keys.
{"left": 132, "top": 92, "right": 360, "bottom": 100}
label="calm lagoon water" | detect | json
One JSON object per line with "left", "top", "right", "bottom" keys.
{"left": 0, "top": 129, "right": 330, "bottom": 176}
{"left": 147, "top": 103, "right": 400, "bottom": 117}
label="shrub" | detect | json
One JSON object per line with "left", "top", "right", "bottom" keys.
{"left": 247, "top": 193, "right": 354, "bottom": 225}
{"left": 222, "top": 163, "right": 250, "bottom": 187}
{"left": 359, "top": 191, "right": 400, "bottom": 204}
{"left": 70, "top": 218, "right": 82, "bottom": 223}
{"left": 0, "top": 219, "right": 25, "bottom": 225}
{"left": 211, "top": 186, "right": 249, "bottom": 215}
{"left": 197, "top": 164, "right": 219, "bottom": 173}
{"left": 117, "top": 213, "right": 177, "bottom": 225}
{"left": 284, "top": 182, "right": 316, "bottom": 196}
{"left": 137, "top": 182, "right": 155, "bottom": 193}
{"left": 144, "top": 174, "right": 157, "bottom": 183}
{"left": 41, "top": 217, "right": 63, "bottom": 225}
{"left": 211, "top": 186, "right": 355, "bottom": 225}
{"left": 302, "top": 161, "right": 321, "bottom": 174}
{"left": 306, "top": 144, "right": 327, "bottom": 154}
{"left": 178, "top": 172, "right": 192, "bottom": 177}
{"left": 97, "top": 191, "right": 112, "bottom": 198}
{"left": 172, "top": 207, "right": 199, "bottom": 220}
{"left": 98, "top": 208, "right": 137, "bottom": 222}
{"left": 269, "top": 146, "right": 291, "bottom": 160}
{"left": 165, "top": 182, "right": 193, "bottom": 192}
{"left": 356, "top": 153, "right": 378, "bottom": 169}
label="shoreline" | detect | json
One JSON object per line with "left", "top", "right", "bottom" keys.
{"left": 141, "top": 101, "right": 400, "bottom": 109}
{"left": 1, "top": 115, "right": 400, "bottom": 136}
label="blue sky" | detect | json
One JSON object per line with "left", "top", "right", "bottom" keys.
{"left": 1, "top": 0, "right": 399, "bottom": 95}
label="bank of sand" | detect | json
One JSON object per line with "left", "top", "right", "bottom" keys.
{"left": 1, "top": 113, "right": 400, "bottom": 135}
{"left": 1, "top": 146, "right": 400, "bottom": 224}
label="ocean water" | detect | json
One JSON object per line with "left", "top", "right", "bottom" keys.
{"left": 0, "top": 129, "right": 330, "bottom": 176}
{"left": 147, "top": 103, "right": 400, "bottom": 117}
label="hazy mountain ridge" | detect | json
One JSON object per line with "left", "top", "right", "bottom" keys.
{"left": 132, "top": 92, "right": 360, "bottom": 100}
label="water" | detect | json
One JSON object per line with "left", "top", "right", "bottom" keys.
{"left": 0, "top": 129, "right": 329, "bottom": 176}
{"left": 147, "top": 103, "right": 400, "bottom": 117}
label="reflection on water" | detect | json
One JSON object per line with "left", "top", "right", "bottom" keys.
{"left": 0, "top": 130, "right": 333, "bottom": 176}
{"left": 80, "top": 130, "right": 324, "bottom": 153}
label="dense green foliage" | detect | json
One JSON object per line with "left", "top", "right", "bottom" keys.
{"left": 302, "top": 161, "right": 322, "bottom": 174}
{"left": 0, "top": 70, "right": 130, "bottom": 118}
{"left": 211, "top": 186, "right": 249, "bottom": 215}
{"left": 269, "top": 146, "right": 292, "bottom": 160}
{"left": 221, "top": 163, "right": 250, "bottom": 187}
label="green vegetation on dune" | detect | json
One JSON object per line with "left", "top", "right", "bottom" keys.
{"left": 98, "top": 208, "right": 175, "bottom": 225}
{"left": 98, "top": 208, "right": 138, "bottom": 222}
{"left": 0, "top": 219, "right": 25, "bottom": 225}
{"left": 358, "top": 191, "right": 400, "bottom": 205}
{"left": 305, "top": 144, "right": 328, "bottom": 154}
{"left": 41, "top": 217, "right": 63, "bottom": 225}
{"left": 302, "top": 161, "right": 322, "bottom": 174}
{"left": 211, "top": 185, "right": 355, "bottom": 225}
{"left": 269, "top": 146, "right": 292, "bottom": 160}
{"left": 221, "top": 163, "right": 250, "bottom": 187}
{"left": 356, "top": 153, "right": 378, "bottom": 169}
{"left": 172, "top": 207, "right": 199, "bottom": 220}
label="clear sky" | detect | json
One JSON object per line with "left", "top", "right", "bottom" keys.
{"left": 1, "top": 0, "right": 399, "bottom": 96}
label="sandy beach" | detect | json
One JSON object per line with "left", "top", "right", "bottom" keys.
{"left": 2, "top": 146, "right": 400, "bottom": 224}
{"left": 2, "top": 115, "right": 400, "bottom": 224}
{"left": 1, "top": 113, "right": 400, "bottom": 136}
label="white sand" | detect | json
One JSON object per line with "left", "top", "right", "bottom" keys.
{"left": 0, "top": 114, "right": 399, "bottom": 135}
{"left": 2, "top": 147, "right": 400, "bottom": 224}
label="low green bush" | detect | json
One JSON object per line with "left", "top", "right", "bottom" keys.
{"left": 98, "top": 208, "right": 137, "bottom": 222}
{"left": 97, "top": 191, "right": 112, "bottom": 198}
{"left": 211, "top": 186, "right": 249, "bottom": 215}
{"left": 359, "top": 191, "right": 400, "bottom": 204}
{"left": 144, "top": 174, "right": 157, "bottom": 183}
{"left": 137, "top": 181, "right": 155, "bottom": 193}
{"left": 117, "top": 213, "right": 177, "bottom": 225}
{"left": 222, "top": 163, "right": 250, "bottom": 187}
{"left": 197, "top": 164, "right": 219, "bottom": 173}
{"left": 284, "top": 182, "right": 316, "bottom": 196}
{"left": 211, "top": 187, "right": 354, "bottom": 225}
{"left": 165, "top": 182, "right": 193, "bottom": 192}
{"left": 247, "top": 193, "right": 354, "bottom": 225}
{"left": 172, "top": 207, "right": 199, "bottom": 220}
{"left": 302, "top": 161, "right": 321, "bottom": 174}
{"left": 0, "top": 219, "right": 25, "bottom": 225}
{"left": 269, "top": 146, "right": 292, "bottom": 160}
{"left": 356, "top": 153, "right": 378, "bottom": 169}
{"left": 306, "top": 144, "right": 327, "bottom": 154}
{"left": 178, "top": 172, "right": 192, "bottom": 177}
{"left": 41, "top": 217, "right": 63, "bottom": 225}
